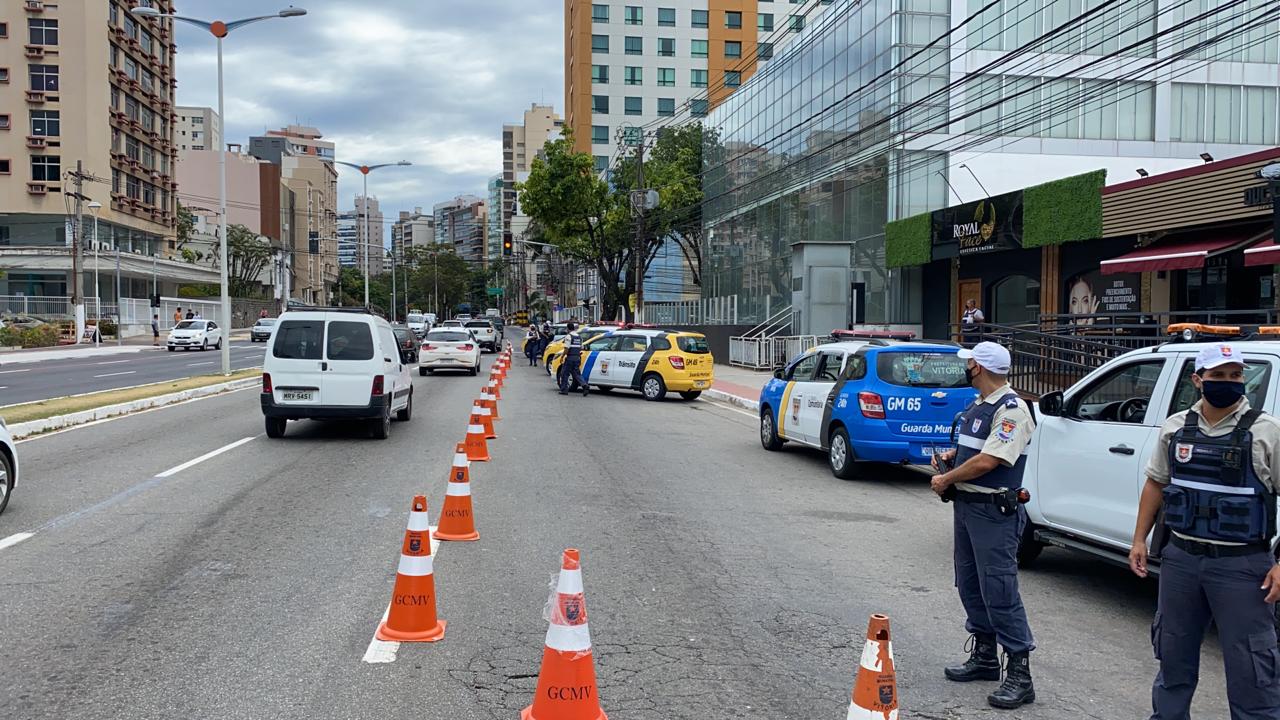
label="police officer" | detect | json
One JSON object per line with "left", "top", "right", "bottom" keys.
{"left": 961, "top": 299, "right": 985, "bottom": 346}
{"left": 1130, "top": 344, "right": 1280, "bottom": 719}
{"left": 931, "top": 340, "right": 1037, "bottom": 709}
{"left": 558, "top": 321, "right": 589, "bottom": 397}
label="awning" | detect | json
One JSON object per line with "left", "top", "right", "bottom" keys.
{"left": 1100, "top": 230, "right": 1269, "bottom": 275}
{"left": 1245, "top": 238, "right": 1280, "bottom": 267}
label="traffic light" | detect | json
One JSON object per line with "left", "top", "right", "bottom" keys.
{"left": 502, "top": 230, "right": 513, "bottom": 256}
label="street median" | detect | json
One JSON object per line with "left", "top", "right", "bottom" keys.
{"left": 2, "top": 370, "right": 262, "bottom": 439}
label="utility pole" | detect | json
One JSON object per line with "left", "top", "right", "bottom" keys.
{"left": 633, "top": 140, "right": 645, "bottom": 323}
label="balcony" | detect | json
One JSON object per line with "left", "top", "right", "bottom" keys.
{"left": 24, "top": 45, "right": 45, "bottom": 59}
{"left": 27, "top": 182, "right": 48, "bottom": 195}
{"left": 26, "top": 135, "right": 47, "bottom": 148}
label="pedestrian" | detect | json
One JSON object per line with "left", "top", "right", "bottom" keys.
{"left": 193, "top": 310, "right": 202, "bottom": 320}
{"left": 1130, "top": 343, "right": 1280, "bottom": 719}
{"left": 185, "top": 309, "right": 195, "bottom": 320}
{"left": 151, "top": 314, "right": 160, "bottom": 346}
{"left": 930, "top": 340, "right": 1037, "bottom": 709}
{"left": 260, "top": 308, "right": 268, "bottom": 319}
{"left": 558, "top": 321, "right": 588, "bottom": 397}
{"left": 174, "top": 307, "right": 183, "bottom": 326}
{"left": 961, "top": 298, "right": 985, "bottom": 346}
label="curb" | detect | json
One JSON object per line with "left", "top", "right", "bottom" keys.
{"left": 704, "top": 388, "right": 759, "bottom": 413}
{"left": 9, "top": 376, "right": 260, "bottom": 440}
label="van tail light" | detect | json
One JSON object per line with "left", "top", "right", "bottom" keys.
{"left": 668, "top": 356, "right": 686, "bottom": 370}
{"left": 460, "top": 343, "right": 474, "bottom": 351}
{"left": 262, "top": 372, "right": 273, "bottom": 394}
{"left": 371, "top": 374, "right": 385, "bottom": 397}
{"left": 858, "top": 391, "right": 885, "bottom": 419}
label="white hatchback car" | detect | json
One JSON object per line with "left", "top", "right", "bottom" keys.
{"left": 0, "top": 416, "right": 17, "bottom": 516}
{"left": 167, "top": 319, "right": 222, "bottom": 351}
{"left": 261, "top": 308, "right": 414, "bottom": 439}
{"left": 419, "top": 327, "right": 481, "bottom": 376}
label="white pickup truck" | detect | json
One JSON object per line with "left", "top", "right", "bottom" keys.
{"left": 1020, "top": 335, "right": 1279, "bottom": 570}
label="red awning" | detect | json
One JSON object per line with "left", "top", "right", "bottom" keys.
{"left": 1245, "top": 239, "right": 1280, "bottom": 267}
{"left": 1101, "top": 230, "right": 1268, "bottom": 275}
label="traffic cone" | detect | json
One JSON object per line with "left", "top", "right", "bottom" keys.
{"left": 488, "top": 377, "right": 502, "bottom": 400}
{"left": 434, "top": 452, "right": 480, "bottom": 542}
{"left": 465, "top": 419, "right": 491, "bottom": 462}
{"left": 490, "top": 371, "right": 504, "bottom": 392}
{"left": 473, "top": 403, "right": 497, "bottom": 439}
{"left": 846, "top": 614, "right": 898, "bottom": 720}
{"left": 521, "top": 549, "right": 607, "bottom": 720}
{"left": 450, "top": 441, "right": 470, "bottom": 482}
{"left": 376, "top": 495, "right": 447, "bottom": 642}
{"left": 481, "top": 389, "right": 501, "bottom": 421}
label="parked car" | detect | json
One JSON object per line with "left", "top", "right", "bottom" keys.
{"left": 406, "top": 313, "right": 430, "bottom": 338}
{"left": 392, "top": 324, "right": 419, "bottom": 364}
{"left": 250, "top": 317, "right": 276, "bottom": 342}
{"left": 260, "top": 308, "right": 414, "bottom": 439}
{"left": 0, "top": 415, "right": 18, "bottom": 516}
{"left": 465, "top": 319, "right": 500, "bottom": 352}
{"left": 419, "top": 327, "right": 481, "bottom": 376}
{"left": 167, "top": 319, "right": 223, "bottom": 351}
{"left": 551, "top": 329, "right": 715, "bottom": 401}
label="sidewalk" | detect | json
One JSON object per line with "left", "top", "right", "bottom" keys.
{"left": 0, "top": 327, "right": 252, "bottom": 365}
{"left": 707, "top": 363, "right": 773, "bottom": 411}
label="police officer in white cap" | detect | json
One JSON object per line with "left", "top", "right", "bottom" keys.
{"left": 931, "top": 340, "right": 1038, "bottom": 709}
{"left": 1130, "top": 343, "right": 1280, "bottom": 719}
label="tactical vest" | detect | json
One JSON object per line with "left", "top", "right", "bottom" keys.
{"left": 566, "top": 332, "right": 583, "bottom": 354}
{"left": 954, "top": 392, "right": 1029, "bottom": 491}
{"left": 1162, "top": 409, "right": 1276, "bottom": 544}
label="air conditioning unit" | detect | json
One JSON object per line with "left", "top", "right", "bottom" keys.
{"left": 25, "top": 135, "right": 46, "bottom": 148}
{"left": 25, "top": 90, "right": 45, "bottom": 104}
{"left": 27, "top": 183, "right": 47, "bottom": 195}
{"left": 24, "top": 45, "right": 45, "bottom": 58}
{"left": 24, "top": 0, "right": 44, "bottom": 12}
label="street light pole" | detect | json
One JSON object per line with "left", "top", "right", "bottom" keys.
{"left": 335, "top": 160, "right": 411, "bottom": 312}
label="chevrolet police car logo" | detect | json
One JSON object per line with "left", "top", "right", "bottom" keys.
{"left": 931, "top": 391, "right": 946, "bottom": 399}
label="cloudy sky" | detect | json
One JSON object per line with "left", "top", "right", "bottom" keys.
{"left": 172, "top": 0, "right": 564, "bottom": 222}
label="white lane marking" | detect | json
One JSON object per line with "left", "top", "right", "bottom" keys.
{"left": 156, "top": 436, "right": 257, "bottom": 478}
{"left": 187, "top": 361, "right": 216, "bottom": 367}
{"left": 0, "top": 532, "right": 34, "bottom": 551}
{"left": 16, "top": 384, "right": 259, "bottom": 444}
{"left": 362, "top": 526, "right": 441, "bottom": 664}
{"left": 0, "top": 387, "right": 7, "bottom": 390}
{"left": 0, "top": 369, "right": 31, "bottom": 375}
{"left": 93, "top": 371, "right": 136, "bottom": 378}
{"left": 96, "top": 359, "right": 132, "bottom": 365}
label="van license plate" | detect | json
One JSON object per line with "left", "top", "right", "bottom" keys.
{"left": 282, "top": 390, "right": 314, "bottom": 402}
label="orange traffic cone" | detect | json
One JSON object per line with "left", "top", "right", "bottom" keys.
{"left": 465, "top": 419, "right": 491, "bottom": 462}
{"left": 434, "top": 451, "right": 479, "bottom": 542}
{"left": 846, "top": 614, "right": 898, "bottom": 720}
{"left": 488, "top": 377, "right": 502, "bottom": 400}
{"left": 521, "top": 549, "right": 607, "bottom": 720}
{"left": 490, "top": 372, "right": 504, "bottom": 393}
{"left": 450, "top": 442, "right": 470, "bottom": 482}
{"left": 481, "top": 389, "right": 501, "bottom": 421}
{"left": 376, "top": 495, "right": 447, "bottom": 642}
{"left": 473, "top": 403, "right": 497, "bottom": 439}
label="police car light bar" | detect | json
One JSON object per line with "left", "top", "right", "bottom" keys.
{"left": 1167, "top": 322, "right": 1242, "bottom": 342}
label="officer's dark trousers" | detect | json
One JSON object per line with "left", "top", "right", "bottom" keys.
{"left": 953, "top": 499, "right": 1035, "bottom": 653}
{"left": 1151, "top": 543, "right": 1280, "bottom": 719}
{"left": 559, "top": 352, "right": 584, "bottom": 392}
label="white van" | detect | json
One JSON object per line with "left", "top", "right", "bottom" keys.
{"left": 261, "top": 308, "right": 414, "bottom": 439}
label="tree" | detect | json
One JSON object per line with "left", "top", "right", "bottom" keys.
{"left": 403, "top": 244, "right": 474, "bottom": 317}
{"left": 208, "top": 224, "right": 273, "bottom": 298}
{"left": 645, "top": 124, "right": 707, "bottom": 288}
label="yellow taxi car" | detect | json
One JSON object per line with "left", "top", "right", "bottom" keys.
{"left": 540, "top": 322, "right": 624, "bottom": 367}
{"left": 549, "top": 327, "right": 714, "bottom": 400}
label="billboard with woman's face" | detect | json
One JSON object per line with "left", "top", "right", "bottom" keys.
{"left": 1064, "top": 270, "right": 1139, "bottom": 324}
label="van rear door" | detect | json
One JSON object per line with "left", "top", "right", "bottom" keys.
{"left": 322, "top": 317, "right": 379, "bottom": 407}
{"left": 269, "top": 317, "right": 326, "bottom": 406}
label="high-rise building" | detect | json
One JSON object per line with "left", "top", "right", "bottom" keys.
{"left": 564, "top": 0, "right": 818, "bottom": 173}
{"left": 337, "top": 211, "right": 359, "bottom": 268}
{"left": 392, "top": 207, "right": 435, "bottom": 262}
{"left": 352, "top": 195, "right": 385, "bottom": 276}
{"left": 486, "top": 175, "right": 505, "bottom": 261}
{"left": 434, "top": 196, "right": 487, "bottom": 268}
{"left": 175, "top": 105, "right": 221, "bottom": 152}
{"left": 0, "top": 0, "right": 217, "bottom": 304}
{"left": 250, "top": 124, "right": 335, "bottom": 163}
{"left": 502, "top": 104, "right": 562, "bottom": 245}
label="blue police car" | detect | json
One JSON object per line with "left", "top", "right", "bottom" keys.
{"left": 758, "top": 340, "right": 976, "bottom": 478}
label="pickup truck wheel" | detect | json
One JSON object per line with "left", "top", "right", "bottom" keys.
{"left": 1016, "top": 522, "right": 1046, "bottom": 568}
{"left": 828, "top": 427, "right": 858, "bottom": 479}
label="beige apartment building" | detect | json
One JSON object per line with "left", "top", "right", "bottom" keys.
{"left": 501, "top": 104, "right": 562, "bottom": 245}
{"left": 0, "top": 0, "right": 217, "bottom": 303}
{"left": 175, "top": 105, "right": 220, "bottom": 152}
{"left": 392, "top": 207, "right": 434, "bottom": 262}
{"left": 353, "top": 194, "right": 385, "bottom": 277}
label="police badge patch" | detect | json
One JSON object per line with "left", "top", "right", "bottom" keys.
{"left": 996, "top": 418, "right": 1017, "bottom": 442}
{"left": 971, "top": 418, "right": 983, "bottom": 433}
{"left": 1175, "top": 443, "right": 1194, "bottom": 463}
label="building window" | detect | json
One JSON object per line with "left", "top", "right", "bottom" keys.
{"left": 29, "top": 64, "right": 58, "bottom": 92}
{"left": 592, "top": 125, "right": 609, "bottom": 144}
{"left": 192, "top": 145, "right": 204, "bottom": 151}
{"left": 28, "top": 19, "right": 58, "bottom": 46}
{"left": 657, "top": 98, "right": 675, "bottom": 117}
{"left": 126, "top": 175, "right": 141, "bottom": 200}
{"left": 141, "top": 32, "right": 154, "bottom": 56}
{"left": 725, "top": 11, "right": 742, "bottom": 29}
{"left": 624, "top": 6, "right": 642, "bottom": 24}
{"left": 691, "top": 69, "right": 708, "bottom": 87}
{"left": 591, "top": 64, "right": 609, "bottom": 83}
{"left": 593, "top": 155, "right": 609, "bottom": 173}
{"left": 658, "top": 7, "right": 676, "bottom": 26}
{"left": 0, "top": 159, "right": 10, "bottom": 175}
{"left": 111, "top": 46, "right": 119, "bottom": 68}
{"left": 591, "top": 4, "right": 609, "bottom": 22}
{"left": 789, "top": 14, "right": 805, "bottom": 31}
{"left": 125, "top": 135, "right": 140, "bottom": 162}
{"left": 0, "top": 115, "right": 9, "bottom": 130}
{"left": 30, "top": 110, "right": 59, "bottom": 137}
{"left": 624, "top": 36, "right": 642, "bottom": 54}
{"left": 624, "top": 96, "right": 642, "bottom": 116}
{"left": 31, "top": 155, "right": 60, "bottom": 182}
{"left": 143, "top": 182, "right": 156, "bottom": 206}
{"left": 658, "top": 68, "right": 675, "bottom": 87}
{"left": 124, "top": 57, "right": 139, "bottom": 81}
{"left": 0, "top": 68, "right": 8, "bottom": 84}
{"left": 725, "top": 70, "right": 741, "bottom": 87}
{"left": 758, "top": 13, "right": 774, "bottom": 31}
{"left": 690, "top": 99, "right": 708, "bottom": 117}
{"left": 0, "top": 22, "right": 7, "bottom": 38}
{"left": 691, "top": 39, "right": 708, "bottom": 58}
{"left": 658, "top": 37, "right": 675, "bottom": 56}
{"left": 724, "top": 41, "right": 742, "bottom": 58}
{"left": 591, "top": 34, "right": 609, "bottom": 52}
{"left": 624, "top": 66, "right": 642, "bottom": 85}
{"left": 124, "top": 15, "right": 137, "bottom": 40}
{"left": 691, "top": 9, "right": 708, "bottom": 28}
{"left": 592, "top": 95, "right": 609, "bottom": 113}
{"left": 192, "top": 115, "right": 203, "bottom": 126}
{"left": 758, "top": 41, "right": 774, "bottom": 59}
{"left": 125, "top": 95, "right": 140, "bottom": 121}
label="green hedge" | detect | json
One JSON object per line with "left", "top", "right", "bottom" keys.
{"left": 885, "top": 212, "right": 931, "bottom": 269}
{"left": 1022, "top": 169, "right": 1106, "bottom": 248}
{"left": 0, "top": 324, "right": 60, "bottom": 348}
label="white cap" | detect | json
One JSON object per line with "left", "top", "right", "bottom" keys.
{"left": 957, "top": 341, "right": 1011, "bottom": 374}
{"left": 1196, "top": 343, "right": 1244, "bottom": 372}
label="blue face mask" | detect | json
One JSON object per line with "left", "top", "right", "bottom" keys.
{"left": 1200, "top": 379, "right": 1246, "bottom": 409}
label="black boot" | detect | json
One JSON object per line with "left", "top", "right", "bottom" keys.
{"left": 943, "top": 634, "right": 1000, "bottom": 682}
{"left": 987, "top": 651, "right": 1035, "bottom": 709}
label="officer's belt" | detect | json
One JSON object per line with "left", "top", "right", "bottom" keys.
{"left": 951, "top": 491, "right": 1009, "bottom": 504}
{"left": 1172, "top": 535, "right": 1269, "bottom": 558}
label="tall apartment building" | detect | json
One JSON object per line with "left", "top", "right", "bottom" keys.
{"left": 337, "top": 211, "right": 359, "bottom": 268}
{"left": 391, "top": 207, "right": 435, "bottom": 262}
{"left": 175, "top": 105, "right": 220, "bottom": 152}
{"left": 352, "top": 195, "right": 385, "bottom": 276}
{"left": 434, "top": 196, "right": 487, "bottom": 269}
{"left": 502, "top": 104, "right": 562, "bottom": 245}
{"left": 250, "top": 124, "right": 335, "bottom": 163}
{"left": 565, "top": 0, "right": 821, "bottom": 172}
{"left": 0, "top": 0, "right": 220, "bottom": 302}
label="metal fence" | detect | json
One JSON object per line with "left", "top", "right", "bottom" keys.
{"left": 956, "top": 322, "right": 1150, "bottom": 398}
{"left": 728, "top": 335, "right": 820, "bottom": 369}
{"left": 643, "top": 296, "right": 739, "bottom": 325}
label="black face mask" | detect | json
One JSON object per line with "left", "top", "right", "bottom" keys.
{"left": 965, "top": 363, "right": 979, "bottom": 387}
{"left": 1201, "top": 379, "right": 1246, "bottom": 409}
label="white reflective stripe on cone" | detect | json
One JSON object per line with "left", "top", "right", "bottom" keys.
{"left": 445, "top": 481, "right": 471, "bottom": 496}
{"left": 847, "top": 702, "right": 898, "bottom": 720}
{"left": 860, "top": 638, "right": 892, "bottom": 672}
{"left": 452, "top": 453, "right": 470, "bottom": 467}
{"left": 545, "top": 622, "right": 592, "bottom": 652}
{"left": 481, "top": 393, "right": 494, "bottom": 402}
{"left": 557, "top": 568, "right": 584, "bottom": 594}
{"left": 407, "top": 510, "right": 431, "bottom": 532}
{"left": 468, "top": 424, "right": 485, "bottom": 434}
{"left": 475, "top": 406, "right": 492, "bottom": 417}
{"left": 398, "top": 553, "right": 435, "bottom": 577}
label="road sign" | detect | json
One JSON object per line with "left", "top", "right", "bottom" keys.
{"left": 486, "top": 287, "right": 503, "bottom": 297}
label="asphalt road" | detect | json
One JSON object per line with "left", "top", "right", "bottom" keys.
{"left": 0, "top": 341, "right": 267, "bottom": 406}
{"left": 0, "top": 358, "right": 1231, "bottom": 719}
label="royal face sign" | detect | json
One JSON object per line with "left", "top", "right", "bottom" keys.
{"left": 931, "top": 189, "right": 1024, "bottom": 257}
